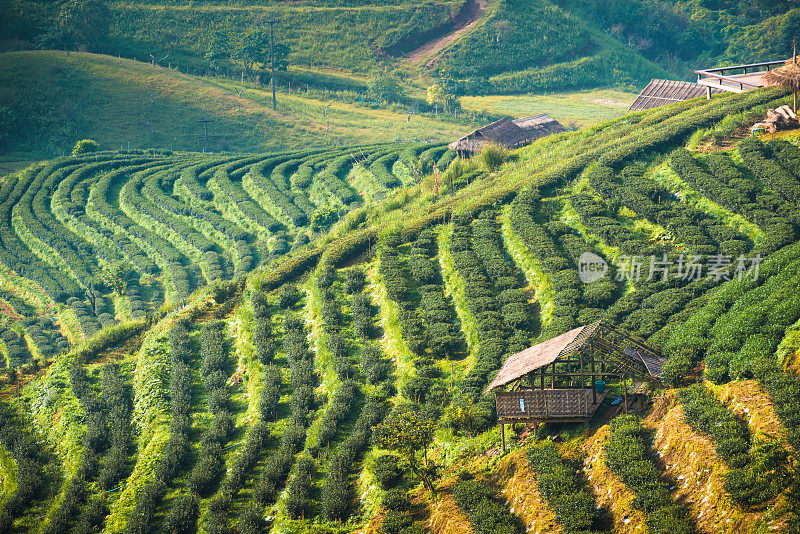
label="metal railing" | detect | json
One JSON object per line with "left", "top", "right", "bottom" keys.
{"left": 695, "top": 60, "right": 787, "bottom": 91}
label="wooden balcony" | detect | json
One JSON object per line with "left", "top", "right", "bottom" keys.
{"left": 495, "top": 388, "right": 605, "bottom": 424}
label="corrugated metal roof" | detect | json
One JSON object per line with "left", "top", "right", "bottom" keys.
{"left": 629, "top": 79, "right": 724, "bottom": 111}
{"left": 623, "top": 347, "right": 666, "bottom": 378}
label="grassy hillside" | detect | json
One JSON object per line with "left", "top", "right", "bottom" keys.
{"left": 0, "top": 51, "right": 470, "bottom": 161}
{"left": 7, "top": 0, "right": 797, "bottom": 102}
{"left": 3, "top": 88, "right": 800, "bottom": 534}
{"left": 460, "top": 88, "right": 637, "bottom": 128}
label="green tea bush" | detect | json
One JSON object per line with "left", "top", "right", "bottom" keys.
{"left": 678, "top": 384, "right": 749, "bottom": 467}
{"left": 374, "top": 454, "right": 403, "bottom": 490}
{"left": 671, "top": 148, "right": 798, "bottom": 256}
{"left": 0, "top": 401, "right": 51, "bottom": 532}
{"left": 163, "top": 493, "right": 198, "bottom": 534}
{"left": 604, "top": 415, "right": 694, "bottom": 534}
{"left": 526, "top": 440, "right": 599, "bottom": 533}
{"left": 452, "top": 478, "right": 519, "bottom": 534}
{"left": 251, "top": 312, "right": 316, "bottom": 510}
{"left": 344, "top": 267, "right": 366, "bottom": 294}
{"left": 379, "top": 233, "right": 426, "bottom": 355}
{"left": 723, "top": 439, "right": 792, "bottom": 507}
{"left": 740, "top": 137, "right": 800, "bottom": 204}
{"left": 285, "top": 456, "right": 317, "bottom": 519}
{"left": 187, "top": 322, "right": 233, "bottom": 497}
{"left": 322, "top": 396, "right": 388, "bottom": 521}
{"left": 360, "top": 342, "right": 388, "bottom": 384}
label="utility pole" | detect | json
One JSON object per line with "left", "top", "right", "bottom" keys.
{"left": 197, "top": 105, "right": 212, "bottom": 153}
{"left": 265, "top": 16, "right": 278, "bottom": 111}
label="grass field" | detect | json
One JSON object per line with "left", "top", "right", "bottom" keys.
{"left": 459, "top": 88, "right": 638, "bottom": 128}
{"left": 0, "top": 51, "right": 647, "bottom": 163}
{"left": 0, "top": 51, "right": 468, "bottom": 161}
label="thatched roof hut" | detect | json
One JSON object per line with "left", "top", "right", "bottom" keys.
{"left": 762, "top": 44, "right": 800, "bottom": 111}
{"left": 448, "top": 114, "right": 565, "bottom": 156}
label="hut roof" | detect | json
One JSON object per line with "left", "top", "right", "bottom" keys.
{"left": 763, "top": 57, "right": 800, "bottom": 91}
{"left": 448, "top": 114, "right": 565, "bottom": 153}
{"left": 487, "top": 321, "right": 665, "bottom": 392}
{"left": 630, "top": 79, "right": 723, "bottom": 111}
{"left": 623, "top": 347, "right": 665, "bottom": 379}
{"left": 512, "top": 113, "right": 566, "bottom": 136}
{"left": 486, "top": 324, "right": 590, "bottom": 391}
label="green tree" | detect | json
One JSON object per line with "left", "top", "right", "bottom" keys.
{"left": 72, "top": 139, "right": 99, "bottom": 156}
{"left": 372, "top": 406, "right": 437, "bottom": 495}
{"left": 39, "top": 0, "right": 110, "bottom": 54}
{"left": 101, "top": 260, "right": 132, "bottom": 296}
{"left": 426, "top": 83, "right": 458, "bottom": 112}
{"left": 204, "top": 28, "right": 231, "bottom": 73}
{"left": 232, "top": 28, "right": 289, "bottom": 76}
{"left": 367, "top": 75, "right": 404, "bottom": 104}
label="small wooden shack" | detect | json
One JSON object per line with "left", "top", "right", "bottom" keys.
{"left": 448, "top": 114, "right": 565, "bottom": 157}
{"left": 486, "top": 320, "right": 665, "bottom": 448}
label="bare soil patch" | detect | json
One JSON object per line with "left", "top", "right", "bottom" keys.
{"left": 404, "top": 0, "right": 487, "bottom": 67}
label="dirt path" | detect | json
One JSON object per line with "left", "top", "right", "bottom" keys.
{"left": 405, "top": 0, "right": 487, "bottom": 67}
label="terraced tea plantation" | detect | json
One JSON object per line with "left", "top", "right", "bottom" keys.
{"left": 0, "top": 142, "right": 454, "bottom": 362}
{"left": 3, "top": 87, "right": 800, "bottom": 534}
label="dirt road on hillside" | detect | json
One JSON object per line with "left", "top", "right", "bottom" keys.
{"left": 404, "top": 0, "right": 487, "bottom": 67}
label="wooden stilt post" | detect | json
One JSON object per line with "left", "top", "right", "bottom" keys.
{"left": 501, "top": 423, "right": 506, "bottom": 452}
{"left": 623, "top": 375, "right": 628, "bottom": 414}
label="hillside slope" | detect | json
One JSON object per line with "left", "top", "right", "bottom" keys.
{"left": 2, "top": 88, "right": 800, "bottom": 534}
{"left": 7, "top": 0, "right": 797, "bottom": 101}
{"left": 0, "top": 51, "right": 469, "bottom": 161}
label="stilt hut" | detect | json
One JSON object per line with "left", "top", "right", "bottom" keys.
{"left": 486, "top": 320, "right": 665, "bottom": 449}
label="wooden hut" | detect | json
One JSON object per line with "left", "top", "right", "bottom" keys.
{"left": 486, "top": 320, "right": 665, "bottom": 449}
{"left": 448, "top": 114, "right": 565, "bottom": 157}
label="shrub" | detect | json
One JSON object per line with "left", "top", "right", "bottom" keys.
{"left": 478, "top": 143, "right": 508, "bottom": 172}
{"left": 73, "top": 139, "right": 100, "bottom": 156}
{"left": 285, "top": 456, "right": 316, "bottom": 519}
{"left": 360, "top": 343, "right": 388, "bottom": 384}
{"left": 381, "top": 510, "right": 414, "bottom": 534}
{"left": 723, "top": 439, "right": 792, "bottom": 507}
{"left": 311, "top": 206, "right": 339, "bottom": 231}
{"left": 374, "top": 455, "right": 403, "bottom": 490}
{"left": 678, "top": 384, "right": 749, "bottom": 468}
{"left": 383, "top": 489, "right": 412, "bottom": 511}
{"left": 344, "top": 268, "right": 366, "bottom": 294}
{"left": 604, "top": 415, "right": 694, "bottom": 531}
{"left": 452, "top": 479, "right": 518, "bottom": 534}
{"left": 164, "top": 493, "right": 198, "bottom": 534}
{"left": 277, "top": 283, "right": 301, "bottom": 309}
{"left": 526, "top": 440, "right": 598, "bottom": 533}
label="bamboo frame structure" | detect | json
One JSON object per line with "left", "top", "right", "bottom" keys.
{"left": 489, "top": 321, "right": 665, "bottom": 450}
